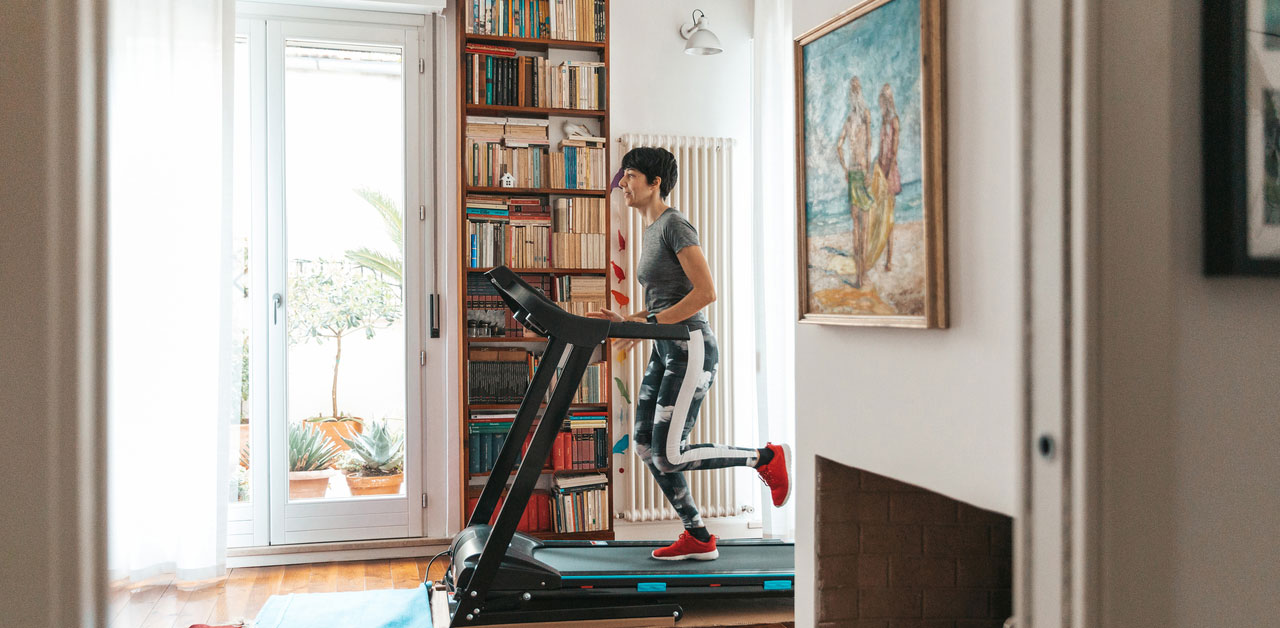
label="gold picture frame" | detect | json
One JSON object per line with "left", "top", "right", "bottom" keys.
{"left": 794, "top": 0, "right": 948, "bottom": 328}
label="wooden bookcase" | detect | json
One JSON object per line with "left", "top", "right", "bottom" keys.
{"left": 455, "top": 0, "right": 613, "bottom": 540}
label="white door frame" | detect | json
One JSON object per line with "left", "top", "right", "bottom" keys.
{"left": 1018, "top": 0, "right": 1101, "bottom": 626}
{"left": 234, "top": 6, "right": 433, "bottom": 546}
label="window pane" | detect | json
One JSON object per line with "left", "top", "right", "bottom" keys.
{"left": 231, "top": 35, "right": 252, "bottom": 504}
{"left": 283, "top": 41, "right": 406, "bottom": 501}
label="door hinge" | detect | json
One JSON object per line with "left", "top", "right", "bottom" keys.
{"left": 419, "top": 204, "right": 426, "bottom": 221}
{"left": 421, "top": 493, "right": 428, "bottom": 508}
{"left": 420, "top": 350, "right": 426, "bottom": 366}
{"left": 419, "top": 58, "right": 425, "bottom": 74}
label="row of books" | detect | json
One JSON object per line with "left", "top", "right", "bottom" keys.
{"left": 467, "top": 195, "right": 550, "bottom": 269}
{"left": 528, "top": 354, "right": 607, "bottom": 404}
{"left": 465, "top": 139, "right": 606, "bottom": 190}
{"left": 553, "top": 473, "right": 609, "bottom": 533}
{"left": 466, "top": 116, "right": 550, "bottom": 146}
{"left": 555, "top": 273, "right": 605, "bottom": 298}
{"left": 465, "top": 490, "right": 555, "bottom": 533}
{"left": 465, "top": 0, "right": 606, "bottom": 43}
{"left": 466, "top": 412, "right": 608, "bottom": 473}
{"left": 468, "top": 348, "right": 531, "bottom": 404}
{"left": 467, "top": 417, "right": 530, "bottom": 473}
{"left": 554, "top": 413, "right": 609, "bottom": 469}
{"left": 466, "top": 50, "right": 605, "bottom": 111}
{"left": 551, "top": 197, "right": 606, "bottom": 233}
{"left": 466, "top": 198, "right": 608, "bottom": 269}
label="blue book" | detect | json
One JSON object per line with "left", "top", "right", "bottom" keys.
{"left": 470, "top": 233, "right": 478, "bottom": 267}
{"left": 467, "top": 208, "right": 511, "bottom": 216}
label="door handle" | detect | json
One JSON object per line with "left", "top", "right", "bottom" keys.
{"left": 273, "top": 293, "right": 283, "bottom": 325}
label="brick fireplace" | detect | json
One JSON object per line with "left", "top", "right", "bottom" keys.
{"left": 814, "top": 457, "right": 1013, "bottom": 627}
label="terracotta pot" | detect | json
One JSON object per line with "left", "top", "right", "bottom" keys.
{"left": 310, "top": 419, "right": 364, "bottom": 455}
{"left": 344, "top": 472, "right": 404, "bottom": 496}
{"left": 288, "top": 470, "right": 331, "bottom": 499}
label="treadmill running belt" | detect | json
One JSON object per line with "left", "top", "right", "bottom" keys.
{"left": 535, "top": 544, "right": 795, "bottom": 576}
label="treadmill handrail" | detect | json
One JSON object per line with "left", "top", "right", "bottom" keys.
{"left": 485, "top": 266, "right": 691, "bottom": 342}
{"left": 607, "top": 320, "right": 690, "bottom": 341}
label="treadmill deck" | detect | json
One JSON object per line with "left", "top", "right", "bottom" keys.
{"left": 534, "top": 543, "right": 794, "bottom": 578}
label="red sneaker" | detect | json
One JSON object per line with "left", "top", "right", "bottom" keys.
{"left": 757, "top": 443, "right": 792, "bottom": 507}
{"left": 651, "top": 531, "right": 719, "bottom": 561}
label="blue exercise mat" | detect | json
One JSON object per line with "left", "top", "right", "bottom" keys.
{"left": 254, "top": 584, "right": 430, "bottom": 628}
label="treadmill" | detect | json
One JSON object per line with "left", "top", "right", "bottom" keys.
{"left": 427, "top": 266, "right": 794, "bottom": 627}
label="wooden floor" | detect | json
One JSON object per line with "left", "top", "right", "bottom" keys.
{"left": 108, "top": 557, "right": 793, "bottom": 628}
{"left": 107, "top": 557, "right": 446, "bottom": 628}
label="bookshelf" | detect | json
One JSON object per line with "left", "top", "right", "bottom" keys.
{"left": 457, "top": 0, "right": 613, "bottom": 539}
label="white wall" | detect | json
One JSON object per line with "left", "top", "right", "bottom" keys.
{"left": 610, "top": 0, "right": 753, "bottom": 142}
{"left": 791, "top": 0, "right": 1020, "bottom": 517}
{"left": 791, "top": 0, "right": 1020, "bottom": 625}
{"left": 1097, "top": 0, "right": 1280, "bottom": 625}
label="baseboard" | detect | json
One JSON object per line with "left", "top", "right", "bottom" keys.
{"left": 612, "top": 514, "right": 765, "bottom": 541}
{"left": 227, "top": 536, "right": 452, "bottom": 568}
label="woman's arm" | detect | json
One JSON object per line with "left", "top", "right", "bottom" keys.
{"left": 650, "top": 245, "right": 716, "bottom": 324}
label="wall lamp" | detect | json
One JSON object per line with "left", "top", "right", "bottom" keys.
{"left": 679, "top": 9, "right": 723, "bottom": 56}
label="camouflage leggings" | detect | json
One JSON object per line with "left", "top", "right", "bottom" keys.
{"left": 633, "top": 323, "right": 759, "bottom": 529}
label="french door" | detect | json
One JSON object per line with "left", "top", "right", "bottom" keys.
{"left": 230, "top": 6, "right": 431, "bottom": 546}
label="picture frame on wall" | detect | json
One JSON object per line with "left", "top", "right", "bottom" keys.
{"left": 794, "top": 0, "right": 948, "bottom": 327}
{"left": 1204, "top": 0, "right": 1280, "bottom": 275}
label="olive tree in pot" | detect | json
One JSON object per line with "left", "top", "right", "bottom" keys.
{"left": 339, "top": 419, "right": 405, "bottom": 496}
{"left": 287, "top": 259, "right": 401, "bottom": 455}
{"left": 288, "top": 421, "right": 342, "bottom": 499}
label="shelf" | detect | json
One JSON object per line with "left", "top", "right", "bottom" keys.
{"left": 469, "top": 403, "right": 608, "bottom": 411}
{"left": 466, "top": 336, "right": 547, "bottom": 343}
{"left": 469, "top": 467, "right": 609, "bottom": 478}
{"left": 465, "top": 33, "right": 606, "bottom": 53}
{"left": 535, "top": 530, "right": 614, "bottom": 541}
{"left": 466, "top": 103, "right": 606, "bottom": 119}
{"left": 465, "top": 185, "right": 608, "bottom": 197}
{"left": 466, "top": 266, "right": 607, "bottom": 274}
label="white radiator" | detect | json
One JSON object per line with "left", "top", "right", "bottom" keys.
{"left": 614, "top": 134, "right": 741, "bottom": 522}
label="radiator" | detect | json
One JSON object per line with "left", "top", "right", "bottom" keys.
{"left": 614, "top": 134, "right": 741, "bottom": 522}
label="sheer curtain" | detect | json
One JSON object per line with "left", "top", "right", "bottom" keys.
{"left": 107, "top": 0, "right": 235, "bottom": 582}
{"left": 752, "top": 0, "right": 797, "bottom": 540}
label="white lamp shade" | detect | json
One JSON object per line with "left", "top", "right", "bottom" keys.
{"left": 684, "top": 27, "right": 723, "bottom": 55}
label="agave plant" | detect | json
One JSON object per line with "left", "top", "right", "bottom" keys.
{"left": 288, "top": 421, "right": 342, "bottom": 472}
{"left": 340, "top": 419, "right": 405, "bottom": 477}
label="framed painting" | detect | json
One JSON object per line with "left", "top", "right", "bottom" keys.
{"left": 794, "top": 0, "right": 947, "bottom": 327}
{"left": 1205, "top": 0, "right": 1280, "bottom": 275}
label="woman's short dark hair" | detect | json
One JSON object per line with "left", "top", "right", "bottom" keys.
{"left": 620, "top": 147, "right": 678, "bottom": 199}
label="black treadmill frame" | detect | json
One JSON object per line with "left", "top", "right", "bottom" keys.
{"left": 434, "top": 266, "right": 785, "bottom": 627}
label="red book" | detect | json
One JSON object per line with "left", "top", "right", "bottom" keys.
{"left": 465, "top": 44, "right": 518, "bottom": 57}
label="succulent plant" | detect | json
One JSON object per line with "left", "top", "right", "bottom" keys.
{"left": 340, "top": 419, "right": 405, "bottom": 477}
{"left": 288, "top": 421, "right": 342, "bottom": 472}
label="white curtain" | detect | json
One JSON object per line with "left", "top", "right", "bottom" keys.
{"left": 108, "top": 0, "right": 234, "bottom": 582}
{"left": 752, "top": 0, "right": 797, "bottom": 540}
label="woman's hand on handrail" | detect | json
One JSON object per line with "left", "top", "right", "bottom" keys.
{"left": 587, "top": 308, "right": 642, "bottom": 354}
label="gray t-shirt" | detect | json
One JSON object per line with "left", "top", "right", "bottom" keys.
{"left": 637, "top": 208, "right": 707, "bottom": 325}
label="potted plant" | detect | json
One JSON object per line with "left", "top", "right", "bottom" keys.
{"left": 288, "top": 421, "right": 342, "bottom": 499}
{"left": 339, "top": 419, "right": 405, "bottom": 496}
{"left": 287, "top": 259, "right": 401, "bottom": 452}
{"left": 305, "top": 413, "right": 364, "bottom": 455}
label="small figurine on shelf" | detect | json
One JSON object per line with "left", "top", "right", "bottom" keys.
{"left": 500, "top": 172, "right": 515, "bottom": 188}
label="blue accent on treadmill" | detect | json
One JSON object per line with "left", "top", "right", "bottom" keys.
{"left": 637, "top": 582, "right": 667, "bottom": 592}
{"left": 763, "top": 580, "right": 793, "bottom": 591}
{"left": 562, "top": 573, "right": 794, "bottom": 581}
